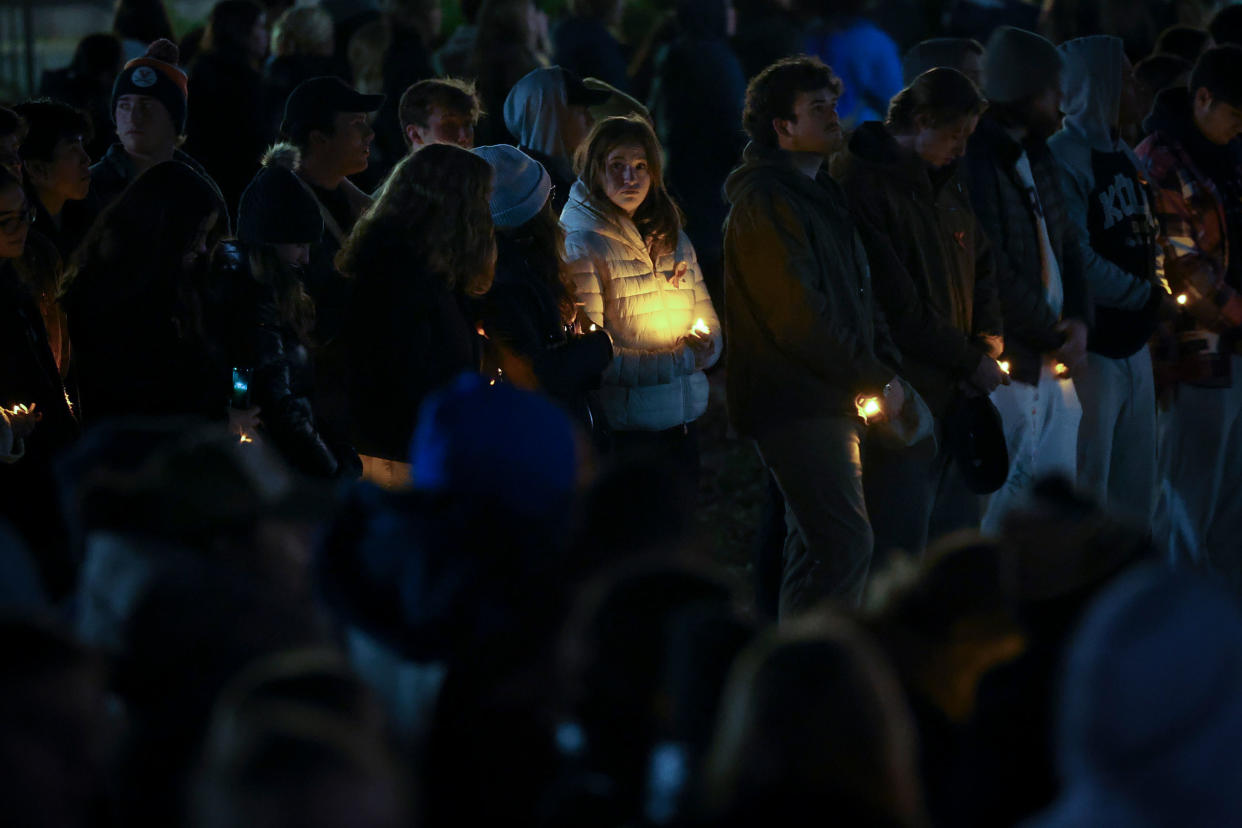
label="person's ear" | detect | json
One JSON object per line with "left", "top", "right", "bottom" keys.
{"left": 914, "top": 112, "right": 934, "bottom": 133}
{"left": 772, "top": 115, "right": 794, "bottom": 140}
{"left": 22, "top": 158, "right": 50, "bottom": 189}
{"left": 405, "top": 124, "right": 424, "bottom": 148}
{"left": 1194, "top": 86, "right": 1214, "bottom": 111}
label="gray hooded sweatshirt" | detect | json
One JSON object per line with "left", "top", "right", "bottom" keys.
{"left": 504, "top": 68, "right": 578, "bottom": 209}
{"left": 1048, "top": 35, "right": 1164, "bottom": 358}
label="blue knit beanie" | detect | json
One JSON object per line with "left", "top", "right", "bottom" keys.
{"left": 471, "top": 144, "right": 552, "bottom": 229}
{"left": 409, "top": 373, "right": 578, "bottom": 521}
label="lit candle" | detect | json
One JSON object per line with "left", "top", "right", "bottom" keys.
{"left": 238, "top": 431, "right": 253, "bottom": 444}
{"left": 1053, "top": 362, "right": 1069, "bottom": 378}
{"left": 1176, "top": 293, "right": 1188, "bottom": 305}
{"left": 855, "top": 395, "right": 882, "bottom": 423}
{"left": 998, "top": 360, "right": 1010, "bottom": 374}
{"left": 691, "top": 318, "right": 711, "bottom": 336}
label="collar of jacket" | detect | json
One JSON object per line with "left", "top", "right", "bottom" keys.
{"left": 843, "top": 120, "right": 947, "bottom": 195}
{"left": 561, "top": 178, "right": 651, "bottom": 259}
{"left": 725, "top": 141, "right": 850, "bottom": 213}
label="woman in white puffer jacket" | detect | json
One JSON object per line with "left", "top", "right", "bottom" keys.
{"left": 560, "top": 114, "right": 722, "bottom": 482}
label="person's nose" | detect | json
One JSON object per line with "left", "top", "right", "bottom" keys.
{"left": 622, "top": 165, "right": 637, "bottom": 185}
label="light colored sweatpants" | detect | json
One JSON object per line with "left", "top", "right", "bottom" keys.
{"left": 1154, "top": 357, "right": 1242, "bottom": 592}
{"left": 1074, "top": 348, "right": 1157, "bottom": 526}
{"left": 755, "top": 416, "right": 872, "bottom": 618}
{"left": 981, "top": 363, "right": 1082, "bottom": 535}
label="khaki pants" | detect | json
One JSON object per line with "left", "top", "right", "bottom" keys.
{"left": 755, "top": 416, "right": 871, "bottom": 618}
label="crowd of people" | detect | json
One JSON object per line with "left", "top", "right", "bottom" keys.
{"left": 3, "top": 0, "right": 1242, "bottom": 825}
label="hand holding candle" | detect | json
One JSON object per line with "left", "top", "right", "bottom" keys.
{"left": 2, "top": 403, "right": 40, "bottom": 441}
{"left": 683, "top": 317, "right": 716, "bottom": 369}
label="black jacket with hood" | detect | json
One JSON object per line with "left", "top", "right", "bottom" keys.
{"left": 838, "top": 121, "right": 1003, "bottom": 416}
{"left": 723, "top": 142, "right": 901, "bottom": 436}
{"left": 963, "top": 115, "right": 1091, "bottom": 385}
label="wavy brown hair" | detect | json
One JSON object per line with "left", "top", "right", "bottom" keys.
{"left": 507, "top": 198, "right": 576, "bottom": 324}
{"left": 336, "top": 143, "right": 496, "bottom": 296}
{"left": 575, "top": 115, "right": 684, "bottom": 260}
{"left": 886, "top": 67, "right": 987, "bottom": 134}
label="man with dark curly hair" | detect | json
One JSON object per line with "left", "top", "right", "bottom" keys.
{"left": 723, "top": 55, "right": 910, "bottom": 617}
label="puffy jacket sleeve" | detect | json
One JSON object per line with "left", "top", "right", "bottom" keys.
{"left": 726, "top": 186, "right": 895, "bottom": 395}
{"left": 849, "top": 184, "right": 985, "bottom": 379}
{"left": 565, "top": 231, "right": 699, "bottom": 388}
{"left": 963, "top": 152, "right": 1064, "bottom": 352}
{"left": 1139, "top": 142, "right": 1242, "bottom": 331}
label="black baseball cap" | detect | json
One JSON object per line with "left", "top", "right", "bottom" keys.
{"left": 280, "top": 76, "right": 385, "bottom": 136}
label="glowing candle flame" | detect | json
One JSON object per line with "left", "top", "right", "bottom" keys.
{"left": 589, "top": 324, "right": 597, "bottom": 332}
{"left": 998, "top": 360, "right": 1010, "bottom": 374}
{"left": 691, "top": 318, "right": 711, "bottom": 336}
{"left": 1053, "top": 362, "right": 1069, "bottom": 377}
{"left": 1176, "top": 293, "right": 1188, "bottom": 305}
{"left": 855, "top": 395, "right": 882, "bottom": 423}
{"left": 238, "top": 431, "right": 253, "bottom": 444}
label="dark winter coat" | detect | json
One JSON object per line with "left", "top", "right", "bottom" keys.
{"left": 723, "top": 142, "right": 901, "bottom": 436}
{"left": 480, "top": 232, "right": 613, "bottom": 430}
{"left": 649, "top": 0, "right": 747, "bottom": 261}
{"left": 552, "top": 17, "right": 631, "bottom": 94}
{"left": 210, "top": 242, "right": 359, "bottom": 477}
{"left": 372, "top": 26, "right": 435, "bottom": 170}
{"left": 343, "top": 234, "right": 482, "bottom": 461}
{"left": 185, "top": 49, "right": 274, "bottom": 213}
{"left": 61, "top": 254, "right": 229, "bottom": 426}
{"left": 963, "top": 115, "right": 1091, "bottom": 386}
{"left": 838, "top": 121, "right": 1002, "bottom": 416}
{"left": 731, "top": 5, "right": 803, "bottom": 80}
{"left": 14, "top": 230, "right": 72, "bottom": 379}
{"left": 0, "top": 258, "right": 80, "bottom": 595}
{"left": 30, "top": 193, "right": 97, "bottom": 265}
{"left": 89, "top": 143, "right": 227, "bottom": 226}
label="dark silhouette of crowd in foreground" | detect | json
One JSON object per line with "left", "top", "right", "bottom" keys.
{"left": 4, "top": 0, "right": 1242, "bottom": 825}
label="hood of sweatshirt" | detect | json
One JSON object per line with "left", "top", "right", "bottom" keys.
{"left": 1059, "top": 35, "right": 1125, "bottom": 152}
{"left": 504, "top": 67, "right": 576, "bottom": 166}
{"left": 839, "top": 120, "right": 942, "bottom": 192}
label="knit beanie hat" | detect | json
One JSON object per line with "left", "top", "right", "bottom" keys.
{"left": 237, "top": 144, "right": 324, "bottom": 245}
{"left": 111, "top": 38, "right": 189, "bottom": 133}
{"left": 410, "top": 373, "right": 578, "bottom": 523}
{"left": 983, "top": 26, "right": 1063, "bottom": 104}
{"left": 471, "top": 144, "right": 551, "bottom": 230}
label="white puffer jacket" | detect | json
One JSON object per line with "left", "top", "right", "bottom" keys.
{"left": 561, "top": 180, "right": 722, "bottom": 431}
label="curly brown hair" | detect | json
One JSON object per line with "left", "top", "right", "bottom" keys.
{"left": 336, "top": 143, "right": 496, "bottom": 296}
{"left": 575, "top": 115, "right": 684, "bottom": 260}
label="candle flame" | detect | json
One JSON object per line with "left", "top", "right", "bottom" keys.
{"left": 589, "top": 324, "right": 597, "bottom": 332}
{"left": 691, "top": 318, "right": 711, "bottom": 336}
{"left": 1176, "top": 293, "right": 1188, "bottom": 305}
{"left": 855, "top": 395, "right": 882, "bottom": 423}
{"left": 1053, "top": 362, "right": 1069, "bottom": 377}
{"left": 238, "top": 431, "right": 253, "bottom": 444}
{"left": 998, "top": 360, "right": 1010, "bottom": 374}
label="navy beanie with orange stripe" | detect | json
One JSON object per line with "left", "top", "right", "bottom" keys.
{"left": 111, "top": 39, "right": 189, "bottom": 133}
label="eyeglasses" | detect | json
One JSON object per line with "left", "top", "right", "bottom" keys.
{"left": 0, "top": 208, "right": 35, "bottom": 235}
